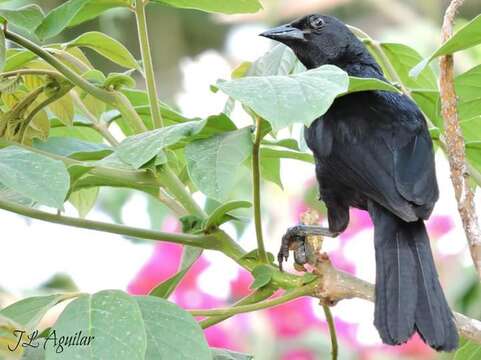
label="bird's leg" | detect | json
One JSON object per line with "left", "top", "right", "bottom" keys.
{"left": 278, "top": 225, "right": 339, "bottom": 271}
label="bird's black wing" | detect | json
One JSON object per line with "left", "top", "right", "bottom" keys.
{"left": 309, "top": 91, "right": 439, "bottom": 221}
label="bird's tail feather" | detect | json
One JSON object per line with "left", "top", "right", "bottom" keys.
{"left": 368, "top": 202, "right": 458, "bottom": 351}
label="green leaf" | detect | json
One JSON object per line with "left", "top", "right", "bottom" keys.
{"left": 69, "top": 187, "right": 99, "bottom": 218}
{"left": 4, "top": 50, "right": 37, "bottom": 72}
{"left": 262, "top": 138, "right": 300, "bottom": 151}
{"left": 104, "top": 72, "right": 136, "bottom": 89}
{"left": 455, "top": 65, "right": 481, "bottom": 102}
{"left": 260, "top": 147, "right": 314, "bottom": 164}
{"left": 36, "top": 0, "right": 91, "bottom": 40}
{"left": 134, "top": 296, "right": 211, "bottom": 359}
{"left": 33, "top": 137, "right": 112, "bottom": 160}
{"left": 251, "top": 264, "right": 273, "bottom": 289}
{"left": 45, "top": 290, "right": 147, "bottom": 359}
{"left": 411, "top": 90, "right": 441, "bottom": 127}
{"left": 49, "top": 125, "right": 103, "bottom": 143}
{"left": 217, "top": 65, "right": 349, "bottom": 131}
{"left": 0, "top": 182, "right": 34, "bottom": 206}
{"left": 380, "top": 43, "right": 437, "bottom": 89}
{"left": 204, "top": 200, "right": 252, "bottom": 229}
{"left": 0, "top": 5, "right": 45, "bottom": 32}
{"left": 67, "top": 31, "right": 140, "bottom": 70}
{"left": 0, "top": 294, "right": 73, "bottom": 331}
{"left": 117, "top": 119, "right": 207, "bottom": 169}
{"left": 248, "top": 44, "right": 304, "bottom": 76}
{"left": 211, "top": 348, "right": 254, "bottom": 360}
{"left": 0, "top": 146, "right": 70, "bottom": 208}
{"left": 348, "top": 77, "right": 401, "bottom": 94}
{"left": 185, "top": 128, "right": 253, "bottom": 201}
{"left": 49, "top": 93, "right": 74, "bottom": 127}
{"left": 151, "top": 0, "right": 262, "bottom": 14}
{"left": 259, "top": 148, "right": 282, "bottom": 188}
{"left": 454, "top": 340, "right": 481, "bottom": 360}
{"left": 69, "top": 0, "right": 131, "bottom": 27}
{"left": 150, "top": 247, "right": 202, "bottom": 298}
{"left": 411, "top": 14, "right": 481, "bottom": 77}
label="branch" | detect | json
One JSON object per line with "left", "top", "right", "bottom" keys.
{"left": 252, "top": 116, "right": 268, "bottom": 263}
{"left": 311, "top": 256, "right": 481, "bottom": 344}
{"left": 0, "top": 198, "right": 219, "bottom": 250}
{"left": 439, "top": 0, "right": 481, "bottom": 280}
{"left": 190, "top": 282, "right": 316, "bottom": 317}
{"left": 134, "top": 0, "right": 164, "bottom": 129}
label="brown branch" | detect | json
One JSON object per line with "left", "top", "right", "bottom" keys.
{"left": 296, "top": 210, "right": 481, "bottom": 345}
{"left": 312, "top": 257, "right": 481, "bottom": 343}
{"left": 439, "top": 0, "right": 481, "bottom": 280}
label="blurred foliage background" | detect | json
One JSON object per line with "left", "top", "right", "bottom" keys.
{"left": 1, "top": 0, "right": 481, "bottom": 359}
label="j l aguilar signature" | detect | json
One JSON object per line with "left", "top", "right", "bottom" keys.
{"left": 8, "top": 329, "right": 94, "bottom": 354}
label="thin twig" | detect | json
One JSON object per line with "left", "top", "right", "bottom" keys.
{"left": 439, "top": 0, "right": 481, "bottom": 280}
{"left": 190, "top": 282, "right": 316, "bottom": 317}
{"left": 252, "top": 116, "right": 268, "bottom": 263}
{"left": 323, "top": 305, "right": 338, "bottom": 360}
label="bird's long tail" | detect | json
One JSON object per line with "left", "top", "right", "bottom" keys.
{"left": 368, "top": 201, "right": 458, "bottom": 351}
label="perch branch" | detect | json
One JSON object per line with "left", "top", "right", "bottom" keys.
{"left": 439, "top": 0, "right": 481, "bottom": 280}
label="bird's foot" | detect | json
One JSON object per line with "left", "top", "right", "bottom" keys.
{"left": 278, "top": 225, "right": 338, "bottom": 271}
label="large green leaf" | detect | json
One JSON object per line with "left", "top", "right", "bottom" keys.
{"left": 0, "top": 146, "right": 70, "bottom": 208}
{"left": 116, "top": 119, "right": 207, "bottom": 169}
{"left": 67, "top": 31, "right": 140, "bottom": 70}
{"left": 217, "top": 65, "right": 348, "bottom": 131}
{"left": 0, "top": 294, "right": 73, "bottom": 331}
{"left": 380, "top": 42, "right": 437, "bottom": 90}
{"left": 36, "top": 0, "right": 91, "bottom": 40}
{"left": 45, "top": 290, "right": 147, "bottom": 359}
{"left": 411, "top": 14, "right": 481, "bottom": 77}
{"left": 151, "top": 0, "right": 262, "bottom": 14}
{"left": 185, "top": 128, "right": 253, "bottom": 201}
{"left": 45, "top": 291, "right": 210, "bottom": 359}
{"left": 135, "top": 296, "right": 210, "bottom": 359}
{"left": 0, "top": 5, "right": 44, "bottom": 32}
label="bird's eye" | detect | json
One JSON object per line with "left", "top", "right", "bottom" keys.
{"left": 309, "top": 16, "right": 325, "bottom": 30}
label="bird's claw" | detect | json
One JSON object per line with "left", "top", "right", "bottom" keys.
{"left": 278, "top": 225, "right": 308, "bottom": 271}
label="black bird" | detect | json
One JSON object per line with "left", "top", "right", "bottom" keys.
{"left": 260, "top": 15, "right": 459, "bottom": 351}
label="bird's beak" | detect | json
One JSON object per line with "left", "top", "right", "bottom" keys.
{"left": 260, "top": 24, "right": 305, "bottom": 42}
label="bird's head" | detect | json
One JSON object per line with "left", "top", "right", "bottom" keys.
{"left": 260, "top": 14, "right": 368, "bottom": 70}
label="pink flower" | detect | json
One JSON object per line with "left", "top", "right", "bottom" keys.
{"left": 282, "top": 349, "right": 316, "bottom": 360}
{"left": 267, "top": 297, "right": 319, "bottom": 337}
{"left": 229, "top": 269, "right": 253, "bottom": 300}
{"left": 427, "top": 215, "right": 454, "bottom": 239}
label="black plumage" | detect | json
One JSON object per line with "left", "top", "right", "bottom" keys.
{"left": 261, "top": 14, "right": 459, "bottom": 351}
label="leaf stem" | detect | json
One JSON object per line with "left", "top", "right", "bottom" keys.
{"left": 0, "top": 197, "right": 219, "bottom": 249}
{"left": 199, "top": 286, "right": 276, "bottom": 329}
{"left": 323, "top": 304, "right": 338, "bottom": 360}
{"left": 252, "top": 116, "right": 268, "bottom": 263}
{"left": 191, "top": 281, "right": 316, "bottom": 317}
{"left": 134, "top": 0, "right": 163, "bottom": 129}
